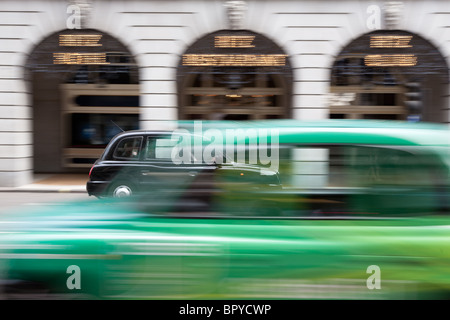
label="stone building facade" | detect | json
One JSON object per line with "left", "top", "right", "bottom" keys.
{"left": 0, "top": 0, "right": 448, "bottom": 186}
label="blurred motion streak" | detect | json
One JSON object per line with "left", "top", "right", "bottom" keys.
{"left": 0, "top": 119, "right": 449, "bottom": 300}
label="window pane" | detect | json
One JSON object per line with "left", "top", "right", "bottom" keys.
{"left": 275, "top": 144, "right": 445, "bottom": 217}
{"left": 145, "top": 136, "right": 179, "bottom": 160}
{"left": 113, "top": 137, "right": 142, "bottom": 160}
{"left": 70, "top": 113, "right": 139, "bottom": 147}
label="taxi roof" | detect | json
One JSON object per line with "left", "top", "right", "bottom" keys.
{"left": 177, "top": 119, "right": 450, "bottom": 147}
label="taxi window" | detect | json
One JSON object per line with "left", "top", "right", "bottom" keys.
{"left": 113, "top": 137, "right": 142, "bottom": 160}
{"left": 275, "top": 144, "right": 447, "bottom": 217}
{"left": 145, "top": 136, "right": 179, "bottom": 160}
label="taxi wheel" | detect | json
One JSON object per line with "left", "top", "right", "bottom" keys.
{"left": 109, "top": 181, "right": 136, "bottom": 198}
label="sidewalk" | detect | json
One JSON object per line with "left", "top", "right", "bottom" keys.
{"left": 0, "top": 174, "right": 88, "bottom": 193}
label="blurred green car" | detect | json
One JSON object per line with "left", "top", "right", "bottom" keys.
{"left": 0, "top": 119, "right": 449, "bottom": 300}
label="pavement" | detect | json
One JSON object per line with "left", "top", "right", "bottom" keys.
{"left": 0, "top": 174, "right": 88, "bottom": 193}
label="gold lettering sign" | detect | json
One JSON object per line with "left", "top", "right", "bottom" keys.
{"left": 370, "top": 35, "right": 413, "bottom": 48}
{"left": 182, "top": 54, "right": 287, "bottom": 66}
{"left": 59, "top": 34, "right": 103, "bottom": 47}
{"left": 53, "top": 53, "right": 110, "bottom": 65}
{"left": 364, "top": 54, "right": 417, "bottom": 67}
{"left": 215, "top": 36, "right": 255, "bottom": 48}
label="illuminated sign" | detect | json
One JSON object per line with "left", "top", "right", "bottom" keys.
{"left": 370, "top": 35, "right": 412, "bottom": 48}
{"left": 53, "top": 53, "right": 110, "bottom": 65}
{"left": 182, "top": 54, "right": 287, "bottom": 66}
{"left": 364, "top": 54, "right": 417, "bottom": 67}
{"left": 365, "top": 34, "right": 417, "bottom": 67}
{"left": 54, "top": 33, "right": 110, "bottom": 65}
{"left": 59, "top": 34, "right": 103, "bottom": 47}
{"left": 183, "top": 32, "right": 289, "bottom": 68}
{"left": 215, "top": 36, "right": 255, "bottom": 48}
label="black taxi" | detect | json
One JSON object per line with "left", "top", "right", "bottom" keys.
{"left": 86, "top": 130, "right": 281, "bottom": 202}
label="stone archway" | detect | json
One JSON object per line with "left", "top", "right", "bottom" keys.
{"left": 329, "top": 30, "right": 449, "bottom": 122}
{"left": 25, "top": 29, "right": 140, "bottom": 173}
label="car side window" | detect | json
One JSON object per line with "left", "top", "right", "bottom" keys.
{"left": 276, "top": 144, "right": 446, "bottom": 217}
{"left": 113, "top": 137, "right": 143, "bottom": 160}
{"left": 145, "top": 136, "right": 179, "bottom": 161}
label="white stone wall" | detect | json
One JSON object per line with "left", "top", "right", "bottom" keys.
{"left": 0, "top": 2, "right": 50, "bottom": 186}
{"left": 0, "top": 0, "right": 449, "bottom": 186}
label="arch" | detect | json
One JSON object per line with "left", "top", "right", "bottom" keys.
{"left": 177, "top": 29, "right": 293, "bottom": 120}
{"left": 329, "top": 29, "right": 449, "bottom": 122}
{"left": 25, "top": 28, "right": 141, "bottom": 173}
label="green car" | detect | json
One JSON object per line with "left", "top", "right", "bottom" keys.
{"left": 0, "top": 119, "right": 449, "bottom": 300}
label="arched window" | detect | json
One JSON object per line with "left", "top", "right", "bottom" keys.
{"left": 329, "top": 30, "right": 449, "bottom": 122}
{"left": 177, "top": 30, "right": 293, "bottom": 120}
{"left": 25, "top": 29, "right": 140, "bottom": 172}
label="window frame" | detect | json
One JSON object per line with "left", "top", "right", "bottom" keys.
{"left": 111, "top": 136, "right": 143, "bottom": 161}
